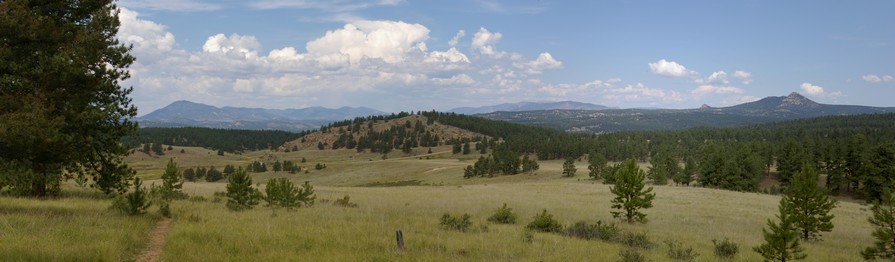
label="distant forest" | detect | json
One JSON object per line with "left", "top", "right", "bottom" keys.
{"left": 124, "top": 127, "right": 305, "bottom": 153}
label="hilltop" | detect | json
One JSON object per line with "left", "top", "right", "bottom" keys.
{"left": 451, "top": 101, "right": 612, "bottom": 115}
{"left": 279, "top": 114, "right": 490, "bottom": 151}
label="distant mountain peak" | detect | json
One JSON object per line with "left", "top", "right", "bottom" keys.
{"left": 780, "top": 92, "right": 819, "bottom": 108}
{"left": 699, "top": 104, "right": 712, "bottom": 109}
{"left": 451, "top": 100, "right": 611, "bottom": 115}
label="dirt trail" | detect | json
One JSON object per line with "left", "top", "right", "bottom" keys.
{"left": 135, "top": 218, "right": 172, "bottom": 262}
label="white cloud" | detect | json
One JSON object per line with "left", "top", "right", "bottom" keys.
{"left": 116, "top": 8, "right": 175, "bottom": 63}
{"left": 118, "top": 0, "right": 221, "bottom": 11}
{"left": 425, "top": 47, "right": 470, "bottom": 64}
{"left": 471, "top": 27, "right": 504, "bottom": 57}
{"left": 733, "top": 70, "right": 752, "bottom": 84}
{"left": 691, "top": 85, "right": 744, "bottom": 96}
{"left": 431, "top": 74, "right": 476, "bottom": 86}
{"left": 648, "top": 59, "right": 696, "bottom": 77}
{"left": 800, "top": 82, "right": 825, "bottom": 95}
{"left": 449, "top": 30, "right": 465, "bottom": 46}
{"left": 514, "top": 52, "right": 562, "bottom": 74}
{"left": 863, "top": 74, "right": 894, "bottom": 83}
{"left": 799, "top": 82, "right": 842, "bottom": 98}
{"left": 203, "top": 34, "right": 261, "bottom": 57}
{"left": 248, "top": 0, "right": 403, "bottom": 11}
{"left": 704, "top": 71, "right": 729, "bottom": 84}
{"left": 305, "top": 21, "right": 430, "bottom": 64}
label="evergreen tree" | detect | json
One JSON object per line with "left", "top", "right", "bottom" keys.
{"left": 462, "top": 142, "right": 471, "bottom": 155}
{"left": 648, "top": 154, "right": 677, "bottom": 185}
{"left": 862, "top": 190, "right": 895, "bottom": 259}
{"left": 0, "top": 0, "right": 140, "bottom": 197}
{"left": 205, "top": 167, "right": 224, "bottom": 182}
{"left": 588, "top": 152, "right": 607, "bottom": 180}
{"left": 786, "top": 164, "right": 836, "bottom": 241}
{"left": 676, "top": 157, "right": 696, "bottom": 186}
{"left": 158, "top": 158, "right": 183, "bottom": 216}
{"left": 562, "top": 158, "right": 577, "bottom": 177}
{"left": 610, "top": 158, "right": 655, "bottom": 223}
{"left": 753, "top": 198, "right": 807, "bottom": 261}
{"left": 863, "top": 144, "right": 895, "bottom": 201}
{"left": 263, "top": 178, "right": 301, "bottom": 211}
{"left": 225, "top": 167, "right": 260, "bottom": 211}
{"left": 182, "top": 168, "right": 197, "bottom": 182}
{"left": 776, "top": 139, "right": 806, "bottom": 186}
{"left": 452, "top": 143, "right": 462, "bottom": 154}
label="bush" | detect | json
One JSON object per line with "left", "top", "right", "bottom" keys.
{"left": 712, "top": 238, "right": 739, "bottom": 259}
{"left": 487, "top": 203, "right": 517, "bottom": 224}
{"left": 333, "top": 194, "right": 359, "bottom": 208}
{"left": 111, "top": 177, "right": 151, "bottom": 216}
{"left": 526, "top": 209, "right": 563, "bottom": 233}
{"left": 565, "top": 220, "right": 619, "bottom": 241}
{"left": 665, "top": 240, "right": 699, "bottom": 261}
{"left": 440, "top": 213, "right": 472, "bottom": 232}
{"left": 617, "top": 249, "right": 649, "bottom": 262}
{"left": 620, "top": 231, "right": 654, "bottom": 249}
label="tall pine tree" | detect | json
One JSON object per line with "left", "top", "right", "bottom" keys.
{"left": 610, "top": 158, "right": 655, "bottom": 223}
{"left": 754, "top": 198, "right": 807, "bottom": 261}
{"left": 786, "top": 164, "right": 836, "bottom": 241}
{"left": 862, "top": 190, "right": 895, "bottom": 259}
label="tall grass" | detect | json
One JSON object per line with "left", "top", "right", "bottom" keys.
{"left": 0, "top": 189, "right": 158, "bottom": 261}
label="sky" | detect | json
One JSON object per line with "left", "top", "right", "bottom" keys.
{"left": 114, "top": 0, "right": 895, "bottom": 115}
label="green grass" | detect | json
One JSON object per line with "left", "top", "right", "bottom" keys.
{"left": 0, "top": 189, "right": 158, "bottom": 261}
{"left": 2, "top": 147, "right": 880, "bottom": 261}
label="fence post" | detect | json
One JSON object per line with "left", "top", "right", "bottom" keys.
{"left": 396, "top": 229, "right": 405, "bottom": 252}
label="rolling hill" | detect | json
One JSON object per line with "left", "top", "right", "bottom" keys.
{"left": 478, "top": 92, "right": 895, "bottom": 132}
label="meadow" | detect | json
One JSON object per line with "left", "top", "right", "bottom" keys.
{"left": 0, "top": 146, "right": 879, "bottom": 261}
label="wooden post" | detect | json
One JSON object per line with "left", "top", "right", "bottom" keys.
{"left": 396, "top": 229, "right": 405, "bottom": 252}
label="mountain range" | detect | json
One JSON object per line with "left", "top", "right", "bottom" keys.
{"left": 449, "top": 101, "right": 612, "bottom": 115}
{"left": 137, "top": 101, "right": 385, "bottom": 132}
{"left": 478, "top": 92, "right": 895, "bottom": 132}
{"left": 138, "top": 93, "right": 895, "bottom": 133}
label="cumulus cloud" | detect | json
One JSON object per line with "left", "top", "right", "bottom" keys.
{"left": 431, "top": 74, "right": 476, "bottom": 86}
{"left": 702, "top": 71, "right": 729, "bottom": 84}
{"left": 203, "top": 34, "right": 261, "bottom": 56}
{"left": 449, "top": 30, "right": 465, "bottom": 46}
{"left": 471, "top": 27, "right": 504, "bottom": 57}
{"left": 306, "top": 21, "right": 429, "bottom": 64}
{"left": 648, "top": 59, "right": 696, "bottom": 77}
{"left": 514, "top": 52, "right": 562, "bottom": 74}
{"left": 733, "top": 70, "right": 752, "bottom": 84}
{"left": 800, "top": 82, "right": 842, "bottom": 97}
{"left": 425, "top": 47, "right": 470, "bottom": 64}
{"left": 863, "top": 74, "right": 894, "bottom": 83}
{"left": 117, "top": 8, "right": 175, "bottom": 63}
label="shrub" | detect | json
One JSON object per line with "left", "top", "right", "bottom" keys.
{"left": 665, "top": 240, "right": 699, "bottom": 261}
{"left": 440, "top": 213, "right": 472, "bottom": 232}
{"left": 333, "top": 194, "right": 359, "bottom": 208}
{"left": 565, "top": 220, "right": 619, "bottom": 241}
{"left": 712, "top": 238, "right": 739, "bottom": 259}
{"left": 487, "top": 203, "right": 517, "bottom": 224}
{"left": 263, "top": 178, "right": 302, "bottom": 210}
{"left": 620, "top": 231, "right": 654, "bottom": 249}
{"left": 526, "top": 209, "right": 563, "bottom": 233}
{"left": 617, "top": 249, "right": 648, "bottom": 262}
{"left": 111, "top": 177, "right": 151, "bottom": 216}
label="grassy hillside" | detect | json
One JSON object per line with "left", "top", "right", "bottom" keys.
{"left": 4, "top": 147, "right": 879, "bottom": 261}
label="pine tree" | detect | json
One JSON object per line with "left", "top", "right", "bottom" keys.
{"left": 157, "top": 158, "right": 183, "bottom": 217}
{"left": 610, "top": 158, "right": 655, "bottom": 223}
{"left": 862, "top": 190, "right": 895, "bottom": 259}
{"left": 786, "top": 164, "right": 836, "bottom": 241}
{"left": 588, "top": 152, "right": 607, "bottom": 180}
{"left": 226, "top": 167, "right": 260, "bottom": 211}
{"left": 676, "top": 157, "right": 696, "bottom": 186}
{"left": 754, "top": 198, "right": 807, "bottom": 261}
{"left": 263, "top": 178, "right": 301, "bottom": 211}
{"left": 562, "top": 158, "right": 577, "bottom": 177}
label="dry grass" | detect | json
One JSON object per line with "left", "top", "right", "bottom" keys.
{"left": 2, "top": 148, "right": 879, "bottom": 261}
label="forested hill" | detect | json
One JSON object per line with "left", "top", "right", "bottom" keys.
{"left": 478, "top": 93, "right": 895, "bottom": 132}
{"left": 123, "top": 127, "right": 303, "bottom": 154}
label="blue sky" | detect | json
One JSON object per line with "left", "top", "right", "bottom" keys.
{"left": 116, "top": 0, "right": 895, "bottom": 115}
